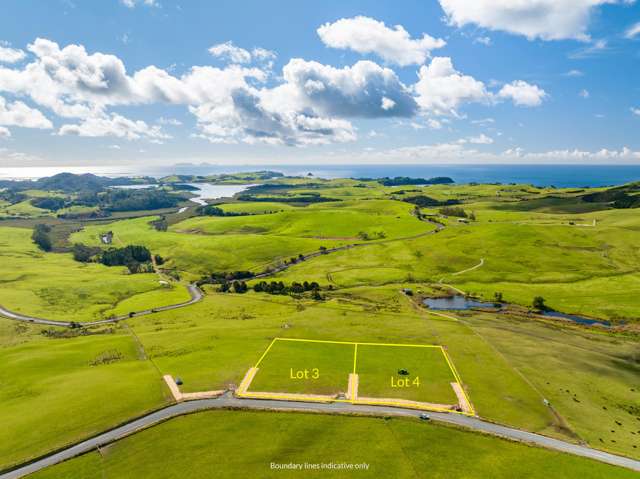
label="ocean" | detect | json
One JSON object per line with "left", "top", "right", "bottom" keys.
{"left": 2, "top": 164, "right": 640, "bottom": 188}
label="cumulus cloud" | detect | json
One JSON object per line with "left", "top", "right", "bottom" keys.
{"left": 59, "top": 113, "right": 169, "bottom": 140}
{"left": 498, "top": 81, "right": 547, "bottom": 107}
{"left": 317, "top": 16, "right": 445, "bottom": 66}
{"left": 0, "top": 37, "right": 547, "bottom": 146}
{"left": 579, "top": 89, "right": 590, "bottom": 98}
{"left": 0, "top": 96, "right": 52, "bottom": 128}
{"left": 0, "top": 45, "right": 26, "bottom": 63}
{"left": 414, "top": 57, "right": 491, "bottom": 114}
{"left": 631, "top": 107, "right": 640, "bottom": 116}
{"left": 208, "top": 42, "right": 276, "bottom": 64}
{"left": 269, "top": 59, "right": 418, "bottom": 118}
{"left": 439, "top": 0, "right": 630, "bottom": 41}
{"left": 0, "top": 126, "right": 10, "bottom": 138}
{"left": 209, "top": 41, "right": 252, "bottom": 64}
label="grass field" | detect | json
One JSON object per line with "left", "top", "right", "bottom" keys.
{"left": 0, "top": 226, "right": 190, "bottom": 322}
{"left": 248, "top": 339, "right": 353, "bottom": 395}
{"left": 2, "top": 178, "right": 639, "bottom": 475}
{"left": 355, "top": 344, "right": 459, "bottom": 405}
{"left": 28, "top": 410, "right": 638, "bottom": 479}
{"left": 0, "top": 318, "right": 170, "bottom": 471}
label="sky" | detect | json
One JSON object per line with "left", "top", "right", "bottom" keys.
{"left": 0, "top": 0, "right": 639, "bottom": 167}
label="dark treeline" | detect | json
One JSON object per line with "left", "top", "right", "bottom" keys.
{"left": 98, "top": 189, "right": 184, "bottom": 212}
{"left": 237, "top": 193, "right": 338, "bottom": 203}
{"left": 199, "top": 271, "right": 256, "bottom": 285}
{"left": 0, "top": 173, "right": 154, "bottom": 193}
{"left": 439, "top": 206, "right": 474, "bottom": 219}
{"left": 31, "top": 196, "right": 66, "bottom": 211}
{"left": 581, "top": 184, "right": 640, "bottom": 209}
{"left": 219, "top": 279, "right": 322, "bottom": 299}
{"left": 100, "top": 245, "right": 151, "bottom": 266}
{"left": 378, "top": 176, "right": 454, "bottom": 186}
{"left": 32, "top": 224, "right": 52, "bottom": 251}
{"left": 402, "top": 195, "right": 461, "bottom": 207}
{"left": 197, "top": 205, "right": 248, "bottom": 217}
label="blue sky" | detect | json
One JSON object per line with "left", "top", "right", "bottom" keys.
{"left": 0, "top": 0, "right": 639, "bottom": 167}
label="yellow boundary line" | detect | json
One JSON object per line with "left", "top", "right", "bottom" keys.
{"left": 246, "top": 337, "right": 475, "bottom": 416}
{"left": 274, "top": 337, "right": 441, "bottom": 348}
{"left": 254, "top": 338, "right": 277, "bottom": 368}
{"left": 441, "top": 347, "right": 475, "bottom": 416}
{"left": 352, "top": 344, "right": 358, "bottom": 374}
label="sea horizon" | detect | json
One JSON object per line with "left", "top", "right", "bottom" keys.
{"left": 3, "top": 164, "right": 640, "bottom": 188}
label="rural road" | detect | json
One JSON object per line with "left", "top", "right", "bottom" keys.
{"left": 0, "top": 284, "right": 203, "bottom": 328}
{"left": 1, "top": 394, "right": 639, "bottom": 478}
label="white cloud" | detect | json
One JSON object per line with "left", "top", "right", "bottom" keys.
{"left": 0, "top": 96, "right": 52, "bottom": 128}
{"left": 268, "top": 59, "right": 418, "bottom": 118}
{"left": 568, "top": 39, "right": 608, "bottom": 59}
{"left": 317, "top": 16, "right": 445, "bottom": 66}
{"left": 0, "top": 37, "right": 546, "bottom": 148}
{"left": 414, "top": 57, "right": 491, "bottom": 114}
{"left": 59, "top": 113, "right": 169, "bottom": 140}
{"left": 345, "top": 143, "right": 640, "bottom": 164}
{"left": 624, "top": 22, "right": 640, "bottom": 39}
{"left": 474, "top": 36, "right": 492, "bottom": 46}
{"left": 252, "top": 47, "right": 276, "bottom": 61}
{"left": 466, "top": 133, "right": 493, "bottom": 144}
{"left": 381, "top": 97, "right": 396, "bottom": 110}
{"left": 564, "top": 69, "right": 584, "bottom": 77}
{"left": 498, "top": 81, "right": 547, "bottom": 107}
{"left": 121, "top": 0, "right": 158, "bottom": 8}
{"left": 579, "top": 89, "right": 590, "bottom": 98}
{"left": 0, "top": 45, "right": 26, "bottom": 64}
{"left": 0, "top": 126, "right": 10, "bottom": 138}
{"left": 439, "top": 0, "right": 630, "bottom": 41}
{"left": 631, "top": 107, "right": 640, "bottom": 116}
{"left": 209, "top": 41, "right": 252, "bottom": 64}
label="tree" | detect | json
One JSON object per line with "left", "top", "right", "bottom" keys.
{"left": 72, "top": 243, "right": 98, "bottom": 262}
{"left": 232, "top": 281, "right": 247, "bottom": 293}
{"left": 32, "top": 224, "right": 52, "bottom": 251}
{"left": 494, "top": 292, "right": 504, "bottom": 303}
{"left": 533, "top": 296, "right": 547, "bottom": 310}
{"left": 154, "top": 254, "right": 165, "bottom": 265}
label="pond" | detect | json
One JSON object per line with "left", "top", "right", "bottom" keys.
{"left": 541, "top": 310, "right": 610, "bottom": 327}
{"left": 182, "top": 183, "right": 256, "bottom": 205}
{"left": 423, "top": 295, "right": 498, "bottom": 310}
{"left": 423, "top": 294, "right": 611, "bottom": 327}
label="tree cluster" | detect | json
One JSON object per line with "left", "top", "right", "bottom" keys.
{"left": 197, "top": 205, "right": 248, "bottom": 217}
{"left": 438, "top": 206, "right": 469, "bottom": 218}
{"left": 32, "top": 224, "right": 53, "bottom": 251}
{"left": 378, "top": 176, "right": 454, "bottom": 186}
{"left": 31, "top": 196, "right": 66, "bottom": 211}
{"left": 99, "top": 245, "right": 152, "bottom": 273}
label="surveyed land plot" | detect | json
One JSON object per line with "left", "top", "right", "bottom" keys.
{"left": 355, "top": 344, "right": 459, "bottom": 406}
{"left": 237, "top": 338, "right": 474, "bottom": 415}
{"left": 246, "top": 339, "right": 353, "bottom": 396}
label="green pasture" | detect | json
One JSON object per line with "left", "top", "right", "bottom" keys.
{"left": 70, "top": 216, "right": 341, "bottom": 276}
{"left": 29, "top": 410, "right": 637, "bottom": 479}
{"left": 0, "top": 319, "right": 169, "bottom": 471}
{"left": 0, "top": 227, "right": 189, "bottom": 322}
{"left": 248, "top": 339, "right": 353, "bottom": 395}
{"left": 355, "top": 344, "right": 459, "bottom": 404}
